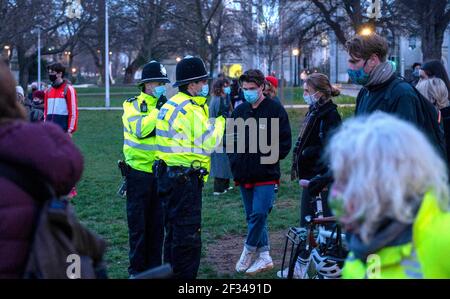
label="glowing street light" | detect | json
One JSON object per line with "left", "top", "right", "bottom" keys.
{"left": 4, "top": 45, "right": 11, "bottom": 57}
{"left": 72, "top": 67, "right": 77, "bottom": 74}
{"left": 176, "top": 57, "right": 182, "bottom": 62}
{"left": 360, "top": 27, "right": 373, "bottom": 36}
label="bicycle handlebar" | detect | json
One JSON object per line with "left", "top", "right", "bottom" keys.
{"left": 312, "top": 216, "right": 337, "bottom": 224}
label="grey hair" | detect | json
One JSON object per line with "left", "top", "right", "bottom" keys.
{"left": 326, "top": 112, "right": 449, "bottom": 243}
{"left": 416, "top": 78, "right": 449, "bottom": 110}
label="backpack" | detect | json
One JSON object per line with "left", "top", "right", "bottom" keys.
{"left": 0, "top": 161, "right": 107, "bottom": 279}
{"left": 384, "top": 78, "right": 447, "bottom": 160}
{"left": 29, "top": 106, "right": 44, "bottom": 122}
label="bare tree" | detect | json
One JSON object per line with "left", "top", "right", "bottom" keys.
{"left": 5, "top": 0, "right": 90, "bottom": 89}
{"left": 309, "top": 0, "right": 413, "bottom": 46}
{"left": 169, "top": 0, "right": 241, "bottom": 78}
{"left": 114, "top": 0, "right": 175, "bottom": 84}
{"left": 396, "top": 0, "right": 450, "bottom": 61}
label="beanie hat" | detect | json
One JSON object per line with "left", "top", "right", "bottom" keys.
{"left": 265, "top": 76, "right": 278, "bottom": 88}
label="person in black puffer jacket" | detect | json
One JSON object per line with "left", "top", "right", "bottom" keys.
{"left": 228, "top": 69, "right": 292, "bottom": 275}
{"left": 291, "top": 73, "right": 342, "bottom": 227}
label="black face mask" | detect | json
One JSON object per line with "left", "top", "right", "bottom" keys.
{"left": 49, "top": 74, "right": 57, "bottom": 82}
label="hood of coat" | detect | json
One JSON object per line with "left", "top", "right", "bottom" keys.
{"left": 0, "top": 121, "right": 84, "bottom": 196}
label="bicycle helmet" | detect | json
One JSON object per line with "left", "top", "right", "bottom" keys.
{"left": 310, "top": 248, "right": 344, "bottom": 279}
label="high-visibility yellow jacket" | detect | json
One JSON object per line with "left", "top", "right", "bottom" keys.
{"left": 342, "top": 190, "right": 450, "bottom": 279}
{"left": 155, "top": 92, "right": 225, "bottom": 181}
{"left": 122, "top": 92, "right": 159, "bottom": 173}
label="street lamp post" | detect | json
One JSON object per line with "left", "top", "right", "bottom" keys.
{"left": 292, "top": 48, "right": 300, "bottom": 86}
{"left": 105, "top": 0, "right": 110, "bottom": 108}
{"left": 35, "top": 25, "right": 44, "bottom": 90}
{"left": 37, "top": 27, "right": 41, "bottom": 90}
{"left": 62, "top": 0, "right": 82, "bottom": 91}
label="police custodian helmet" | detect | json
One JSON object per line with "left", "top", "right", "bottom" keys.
{"left": 173, "top": 55, "right": 209, "bottom": 87}
{"left": 140, "top": 60, "right": 170, "bottom": 84}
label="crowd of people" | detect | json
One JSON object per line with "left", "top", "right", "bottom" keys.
{"left": 1, "top": 31, "right": 450, "bottom": 279}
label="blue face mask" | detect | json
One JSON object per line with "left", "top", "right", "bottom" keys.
{"left": 153, "top": 85, "right": 166, "bottom": 98}
{"left": 303, "top": 91, "right": 318, "bottom": 105}
{"left": 224, "top": 86, "right": 231, "bottom": 95}
{"left": 199, "top": 84, "right": 209, "bottom": 97}
{"left": 412, "top": 69, "right": 420, "bottom": 77}
{"left": 243, "top": 89, "right": 260, "bottom": 104}
{"left": 347, "top": 60, "right": 370, "bottom": 85}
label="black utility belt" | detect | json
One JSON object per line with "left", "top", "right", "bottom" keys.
{"left": 167, "top": 165, "right": 207, "bottom": 177}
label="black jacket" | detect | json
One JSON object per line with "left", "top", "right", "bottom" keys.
{"left": 227, "top": 97, "right": 292, "bottom": 183}
{"left": 292, "top": 100, "right": 341, "bottom": 180}
{"left": 440, "top": 106, "right": 450, "bottom": 169}
{"left": 356, "top": 75, "right": 446, "bottom": 158}
{"left": 308, "top": 76, "right": 447, "bottom": 197}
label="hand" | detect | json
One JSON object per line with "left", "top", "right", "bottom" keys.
{"left": 68, "top": 132, "right": 73, "bottom": 138}
{"left": 156, "top": 95, "right": 168, "bottom": 110}
{"left": 299, "top": 179, "right": 310, "bottom": 188}
{"left": 307, "top": 173, "right": 333, "bottom": 197}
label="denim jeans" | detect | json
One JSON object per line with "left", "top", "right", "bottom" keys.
{"left": 240, "top": 184, "right": 275, "bottom": 252}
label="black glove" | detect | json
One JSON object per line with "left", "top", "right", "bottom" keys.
{"left": 307, "top": 171, "right": 334, "bottom": 197}
{"left": 217, "top": 98, "right": 229, "bottom": 118}
{"left": 156, "top": 95, "right": 168, "bottom": 110}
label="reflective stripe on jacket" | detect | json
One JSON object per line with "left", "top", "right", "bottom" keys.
{"left": 155, "top": 92, "right": 225, "bottom": 181}
{"left": 122, "top": 92, "right": 159, "bottom": 173}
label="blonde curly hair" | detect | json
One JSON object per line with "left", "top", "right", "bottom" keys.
{"left": 416, "top": 78, "right": 449, "bottom": 110}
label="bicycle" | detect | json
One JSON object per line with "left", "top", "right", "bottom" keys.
{"left": 279, "top": 180, "right": 348, "bottom": 279}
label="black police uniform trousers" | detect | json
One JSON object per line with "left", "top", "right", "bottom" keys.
{"left": 156, "top": 165, "right": 203, "bottom": 279}
{"left": 126, "top": 167, "right": 164, "bottom": 276}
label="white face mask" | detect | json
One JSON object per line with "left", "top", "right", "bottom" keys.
{"left": 303, "top": 91, "right": 319, "bottom": 105}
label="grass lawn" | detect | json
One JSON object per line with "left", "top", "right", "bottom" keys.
{"left": 281, "top": 87, "right": 356, "bottom": 105}
{"left": 77, "top": 86, "right": 137, "bottom": 107}
{"left": 72, "top": 105, "right": 355, "bottom": 279}
{"left": 76, "top": 86, "right": 138, "bottom": 95}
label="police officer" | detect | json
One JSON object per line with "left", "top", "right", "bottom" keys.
{"left": 154, "top": 56, "right": 228, "bottom": 279}
{"left": 122, "top": 60, "right": 169, "bottom": 277}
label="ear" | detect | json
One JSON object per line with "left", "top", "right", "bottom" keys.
{"left": 369, "top": 54, "right": 381, "bottom": 66}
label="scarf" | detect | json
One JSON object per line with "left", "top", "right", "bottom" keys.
{"left": 347, "top": 220, "right": 412, "bottom": 262}
{"left": 291, "top": 104, "right": 320, "bottom": 180}
{"left": 365, "top": 61, "right": 396, "bottom": 87}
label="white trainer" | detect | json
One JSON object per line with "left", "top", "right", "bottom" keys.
{"left": 235, "top": 247, "right": 254, "bottom": 273}
{"left": 245, "top": 253, "right": 274, "bottom": 275}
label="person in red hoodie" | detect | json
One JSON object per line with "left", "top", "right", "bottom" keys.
{"left": 44, "top": 63, "right": 78, "bottom": 136}
{"left": 0, "top": 62, "right": 84, "bottom": 278}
